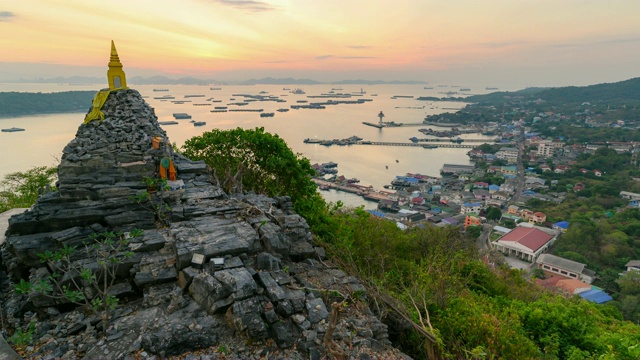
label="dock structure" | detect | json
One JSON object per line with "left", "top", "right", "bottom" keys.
{"left": 304, "top": 138, "right": 479, "bottom": 148}
{"left": 411, "top": 138, "right": 501, "bottom": 143}
{"left": 362, "top": 121, "right": 426, "bottom": 128}
{"left": 363, "top": 121, "right": 384, "bottom": 129}
{"left": 312, "top": 179, "right": 371, "bottom": 196}
{"left": 313, "top": 179, "right": 394, "bottom": 202}
{"left": 441, "top": 164, "right": 475, "bottom": 174}
{"left": 357, "top": 141, "right": 475, "bottom": 149}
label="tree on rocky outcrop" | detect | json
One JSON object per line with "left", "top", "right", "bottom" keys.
{"left": 0, "top": 166, "right": 57, "bottom": 212}
{"left": 182, "top": 127, "right": 316, "bottom": 202}
{"left": 181, "top": 127, "right": 331, "bottom": 233}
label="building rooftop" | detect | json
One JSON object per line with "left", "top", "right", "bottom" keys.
{"left": 499, "top": 227, "right": 554, "bottom": 252}
{"left": 625, "top": 260, "right": 640, "bottom": 268}
{"left": 553, "top": 221, "right": 569, "bottom": 229}
{"left": 556, "top": 279, "right": 591, "bottom": 294}
{"left": 537, "top": 253, "right": 586, "bottom": 274}
{"left": 579, "top": 289, "right": 612, "bottom": 304}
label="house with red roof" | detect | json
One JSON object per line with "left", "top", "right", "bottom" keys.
{"left": 554, "top": 164, "right": 570, "bottom": 174}
{"left": 493, "top": 225, "right": 558, "bottom": 262}
{"left": 593, "top": 169, "right": 602, "bottom": 177}
{"left": 530, "top": 212, "right": 546, "bottom": 224}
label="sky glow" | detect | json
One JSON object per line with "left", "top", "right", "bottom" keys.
{"left": 1, "top": 0, "right": 639, "bottom": 87}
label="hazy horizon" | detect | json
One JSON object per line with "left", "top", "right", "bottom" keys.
{"left": 1, "top": 1, "right": 639, "bottom": 89}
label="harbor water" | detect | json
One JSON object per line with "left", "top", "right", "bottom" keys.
{"left": 0, "top": 83, "right": 501, "bottom": 209}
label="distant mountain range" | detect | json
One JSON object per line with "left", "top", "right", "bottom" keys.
{"left": 11, "top": 76, "right": 427, "bottom": 86}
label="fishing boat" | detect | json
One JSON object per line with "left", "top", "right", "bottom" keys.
{"left": 1, "top": 127, "right": 25, "bottom": 132}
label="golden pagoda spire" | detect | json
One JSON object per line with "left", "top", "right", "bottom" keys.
{"left": 107, "top": 40, "right": 127, "bottom": 90}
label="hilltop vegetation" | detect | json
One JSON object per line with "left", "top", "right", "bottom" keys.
{"left": 0, "top": 91, "right": 95, "bottom": 117}
{"left": 178, "top": 128, "right": 640, "bottom": 359}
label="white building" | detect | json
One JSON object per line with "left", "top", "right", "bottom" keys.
{"left": 537, "top": 142, "right": 554, "bottom": 158}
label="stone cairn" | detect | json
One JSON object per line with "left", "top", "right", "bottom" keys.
{"left": 0, "top": 89, "right": 403, "bottom": 359}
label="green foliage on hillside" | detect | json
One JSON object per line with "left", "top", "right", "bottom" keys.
{"left": 536, "top": 123, "right": 640, "bottom": 143}
{"left": 466, "top": 77, "right": 640, "bottom": 106}
{"left": 0, "top": 91, "right": 96, "bottom": 117}
{"left": 0, "top": 166, "right": 57, "bottom": 213}
{"left": 181, "top": 127, "right": 331, "bottom": 233}
{"left": 537, "top": 77, "right": 640, "bottom": 104}
{"left": 323, "top": 209, "right": 640, "bottom": 359}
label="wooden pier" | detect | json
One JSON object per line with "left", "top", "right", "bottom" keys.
{"left": 413, "top": 138, "right": 500, "bottom": 143}
{"left": 358, "top": 142, "right": 476, "bottom": 149}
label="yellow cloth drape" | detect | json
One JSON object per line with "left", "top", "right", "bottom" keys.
{"left": 83, "top": 89, "right": 112, "bottom": 124}
{"left": 159, "top": 157, "right": 177, "bottom": 181}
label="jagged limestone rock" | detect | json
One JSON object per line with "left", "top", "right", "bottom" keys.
{"left": 0, "top": 87, "right": 402, "bottom": 360}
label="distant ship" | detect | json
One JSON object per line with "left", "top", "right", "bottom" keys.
{"left": 193, "top": 121, "right": 206, "bottom": 126}
{"left": 260, "top": 112, "right": 275, "bottom": 118}
{"left": 460, "top": 88, "right": 471, "bottom": 91}
{"left": 1, "top": 127, "right": 25, "bottom": 132}
{"left": 424, "top": 87, "right": 433, "bottom": 89}
{"left": 159, "top": 121, "right": 178, "bottom": 125}
{"left": 290, "top": 88, "right": 305, "bottom": 94}
{"left": 153, "top": 88, "right": 169, "bottom": 92}
{"left": 210, "top": 87, "right": 222, "bottom": 90}
{"left": 486, "top": 87, "right": 499, "bottom": 90}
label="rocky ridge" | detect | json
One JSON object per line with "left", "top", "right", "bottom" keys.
{"left": 0, "top": 89, "right": 409, "bottom": 359}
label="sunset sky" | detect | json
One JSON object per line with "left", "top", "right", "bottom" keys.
{"left": 1, "top": 0, "right": 639, "bottom": 87}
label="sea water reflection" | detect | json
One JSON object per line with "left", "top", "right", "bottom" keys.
{"left": 0, "top": 84, "right": 499, "bottom": 208}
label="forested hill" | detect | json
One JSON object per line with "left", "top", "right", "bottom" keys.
{"left": 0, "top": 91, "right": 96, "bottom": 117}
{"left": 465, "top": 77, "right": 640, "bottom": 105}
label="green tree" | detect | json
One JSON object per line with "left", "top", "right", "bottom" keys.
{"left": 181, "top": 127, "right": 332, "bottom": 236}
{"left": 466, "top": 225, "right": 482, "bottom": 239}
{"left": 485, "top": 206, "right": 502, "bottom": 221}
{"left": 181, "top": 127, "right": 317, "bottom": 204}
{"left": 0, "top": 166, "right": 57, "bottom": 212}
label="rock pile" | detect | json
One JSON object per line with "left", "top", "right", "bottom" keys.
{"left": 1, "top": 89, "right": 408, "bottom": 359}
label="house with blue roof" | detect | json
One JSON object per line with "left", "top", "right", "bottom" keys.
{"left": 552, "top": 221, "right": 569, "bottom": 233}
{"left": 461, "top": 202, "right": 483, "bottom": 214}
{"left": 579, "top": 289, "right": 613, "bottom": 304}
{"left": 366, "top": 210, "right": 386, "bottom": 218}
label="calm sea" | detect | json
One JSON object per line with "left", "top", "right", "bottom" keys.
{"left": 0, "top": 83, "right": 502, "bottom": 209}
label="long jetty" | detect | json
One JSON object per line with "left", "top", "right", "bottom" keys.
{"left": 413, "top": 138, "right": 500, "bottom": 143}
{"left": 358, "top": 142, "right": 475, "bottom": 149}
{"left": 363, "top": 121, "right": 425, "bottom": 128}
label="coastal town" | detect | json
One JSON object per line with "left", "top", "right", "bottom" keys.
{"left": 310, "top": 84, "right": 640, "bottom": 306}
